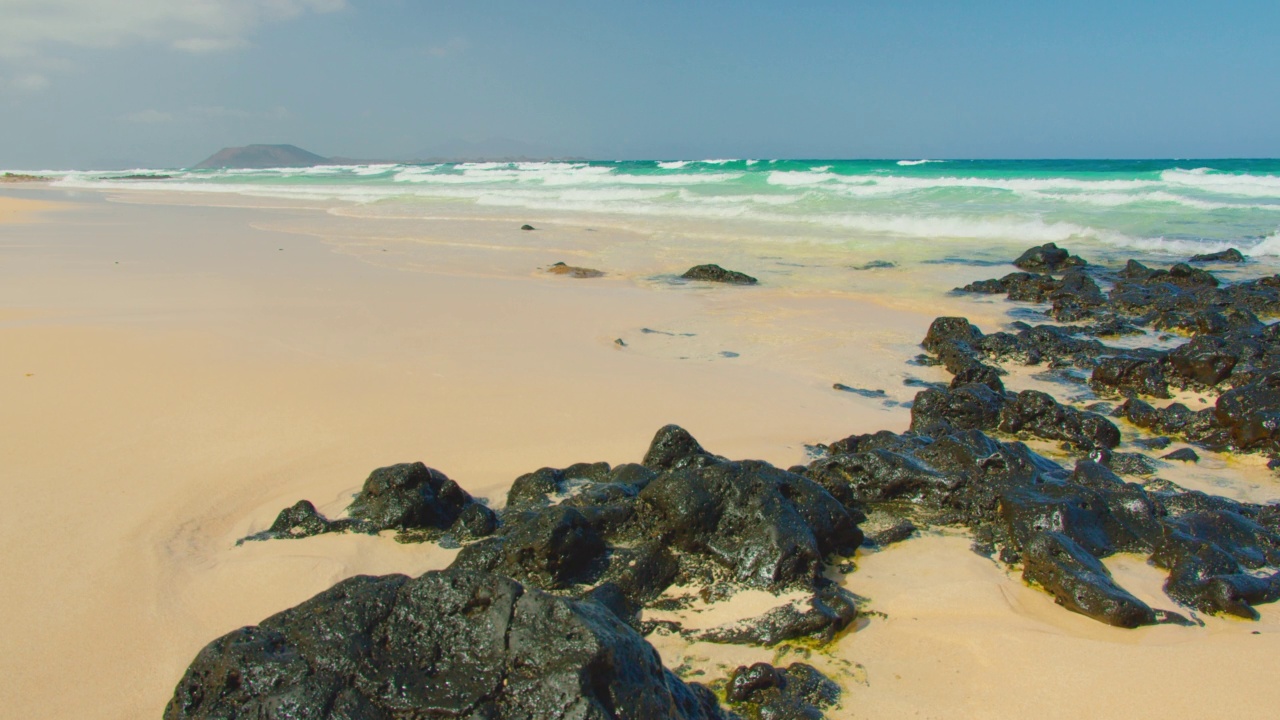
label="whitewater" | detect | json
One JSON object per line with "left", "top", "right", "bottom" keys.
{"left": 38, "top": 159, "right": 1280, "bottom": 258}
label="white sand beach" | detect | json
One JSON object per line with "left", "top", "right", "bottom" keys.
{"left": 1, "top": 188, "right": 1278, "bottom": 719}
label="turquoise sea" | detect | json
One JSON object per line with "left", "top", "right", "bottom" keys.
{"left": 47, "top": 159, "right": 1280, "bottom": 258}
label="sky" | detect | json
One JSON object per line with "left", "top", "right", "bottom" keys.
{"left": 1, "top": 0, "right": 1278, "bottom": 168}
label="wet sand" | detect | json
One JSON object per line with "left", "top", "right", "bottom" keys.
{"left": 1, "top": 190, "right": 1277, "bottom": 719}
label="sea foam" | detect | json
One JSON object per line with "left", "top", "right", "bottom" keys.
{"left": 1247, "top": 230, "right": 1280, "bottom": 256}
{"left": 35, "top": 159, "right": 1280, "bottom": 259}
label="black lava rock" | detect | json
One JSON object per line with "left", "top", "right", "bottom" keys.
{"left": 642, "top": 423, "right": 724, "bottom": 471}
{"left": 863, "top": 518, "right": 918, "bottom": 548}
{"left": 693, "top": 584, "right": 858, "bottom": 646}
{"left": 680, "top": 264, "right": 759, "bottom": 285}
{"left": 724, "top": 662, "right": 840, "bottom": 720}
{"left": 347, "top": 462, "right": 481, "bottom": 532}
{"left": 165, "top": 568, "right": 727, "bottom": 720}
{"left": 1019, "top": 530, "right": 1159, "bottom": 628}
{"left": 909, "top": 383, "right": 1119, "bottom": 452}
{"left": 1090, "top": 355, "right": 1170, "bottom": 399}
{"left": 443, "top": 425, "right": 865, "bottom": 633}
{"left": 1012, "top": 242, "right": 1087, "bottom": 273}
{"left": 1163, "top": 448, "right": 1201, "bottom": 463}
{"left": 804, "top": 414, "right": 1280, "bottom": 625}
{"left": 255, "top": 499, "right": 339, "bottom": 540}
{"left": 498, "top": 505, "right": 606, "bottom": 588}
{"left": 635, "top": 458, "right": 863, "bottom": 589}
{"left": 243, "top": 462, "right": 496, "bottom": 543}
{"left": 1133, "top": 437, "right": 1173, "bottom": 451}
{"left": 1214, "top": 373, "right": 1280, "bottom": 453}
{"left": 1190, "top": 248, "right": 1245, "bottom": 263}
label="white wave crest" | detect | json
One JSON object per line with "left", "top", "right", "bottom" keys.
{"left": 454, "top": 161, "right": 511, "bottom": 170}
{"left": 657, "top": 161, "right": 689, "bottom": 169}
{"left": 897, "top": 159, "right": 945, "bottom": 166}
{"left": 353, "top": 164, "right": 404, "bottom": 176}
{"left": 1247, "top": 230, "right": 1280, "bottom": 256}
{"left": 675, "top": 188, "right": 804, "bottom": 206}
{"left": 818, "top": 213, "right": 1132, "bottom": 244}
{"left": 548, "top": 188, "right": 671, "bottom": 202}
{"left": 767, "top": 170, "right": 1161, "bottom": 196}
{"left": 839, "top": 174, "right": 1157, "bottom": 194}
{"left": 766, "top": 170, "right": 837, "bottom": 186}
{"left": 560, "top": 171, "right": 743, "bottom": 186}
{"left": 1161, "top": 168, "right": 1280, "bottom": 198}
{"left": 1031, "top": 190, "right": 1280, "bottom": 211}
{"left": 394, "top": 169, "right": 523, "bottom": 184}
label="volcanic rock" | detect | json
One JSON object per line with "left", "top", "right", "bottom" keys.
{"left": 680, "top": 264, "right": 759, "bottom": 284}
{"left": 1163, "top": 448, "right": 1201, "bottom": 462}
{"left": 1190, "top": 248, "right": 1246, "bottom": 263}
{"left": 243, "top": 462, "right": 496, "bottom": 543}
{"left": 165, "top": 568, "right": 727, "bottom": 720}
{"left": 1012, "top": 242, "right": 1087, "bottom": 273}
{"left": 724, "top": 662, "right": 840, "bottom": 720}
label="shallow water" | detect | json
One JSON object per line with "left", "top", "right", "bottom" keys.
{"left": 36, "top": 158, "right": 1280, "bottom": 263}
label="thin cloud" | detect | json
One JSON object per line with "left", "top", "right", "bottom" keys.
{"left": 3, "top": 73, "right": 50, "bottom": 92}
{"left": 0, "top": 0, "right": 347, "bottom": 58}
{"left": 171, "top": 37, "right": 250, "bottom": 54}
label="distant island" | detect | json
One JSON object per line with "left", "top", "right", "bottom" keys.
{"left": 1, "top": 172, "right": 49, "bottom": 183}
{"left": 193, "top": 144, "right": 330, "bottom": 169}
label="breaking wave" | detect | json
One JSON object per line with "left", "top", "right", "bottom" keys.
{"left": 37, "top": 158, "right": 1280, "bottom": 256}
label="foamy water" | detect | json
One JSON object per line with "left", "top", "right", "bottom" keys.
{"left": 28, "top": 158, "right": 1280, "bottom": 260}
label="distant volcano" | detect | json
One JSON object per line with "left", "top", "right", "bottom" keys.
{"left": 193, "top": 144, "right": 328, "bottom": 169}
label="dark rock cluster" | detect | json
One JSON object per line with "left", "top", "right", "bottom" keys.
{"left": 242, "top": 461, "right": 497, "bottom": 546}
{"left": 1012, "top": 242, "right": 1088, "bottom": 273}
{"left": 951, "top": 245, "right": 1280, "bottom": 459}
{"left": 166, "top": 568, "right": 727, "bottom": 720}
{"left": 173, "top": 242, "right": 1280, "bottom": 719}
{"left": 860, "top": 242, "right": 1280, "bottom": 625}
{"left": 804, "top": 418, "right": 1280, "bottom": 626}
{"left": 722, "top": 662, "right": 841, "bottom": 720}
{"left": 452, "top": 424, "right": 862, "bottom": 622}
{"left": 189, "top": 426, "right": 865, "bottom": 719}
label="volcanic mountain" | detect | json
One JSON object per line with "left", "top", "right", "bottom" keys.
{"left": 193, "top": 144, "right": 329, "bottom": 169}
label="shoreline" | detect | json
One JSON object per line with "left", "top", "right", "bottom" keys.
{"left": 3, "top": 187, "right": 1279, "bottom": 719}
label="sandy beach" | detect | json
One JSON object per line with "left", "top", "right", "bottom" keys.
{"left": 2, "top": 187, "right": 1278, "bottom": 720}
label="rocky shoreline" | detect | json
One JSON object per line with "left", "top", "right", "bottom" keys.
{"left": 168, "top": 243, "right": 1280, "bottom": 719}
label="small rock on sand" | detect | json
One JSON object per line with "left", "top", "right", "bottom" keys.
{"left": 680, "top": 264, "right": 758, "bottom": 284}
{"left": 546, "top": 261, "right": 604, "bottom": 278}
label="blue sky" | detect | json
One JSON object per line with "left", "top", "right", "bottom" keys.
{"left": 1, "top": 0, "right": 1278, "bottom": 167}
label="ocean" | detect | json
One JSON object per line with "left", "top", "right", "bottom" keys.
{"left": 45, "top": 158, "right": 1280, "bottom": 261}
